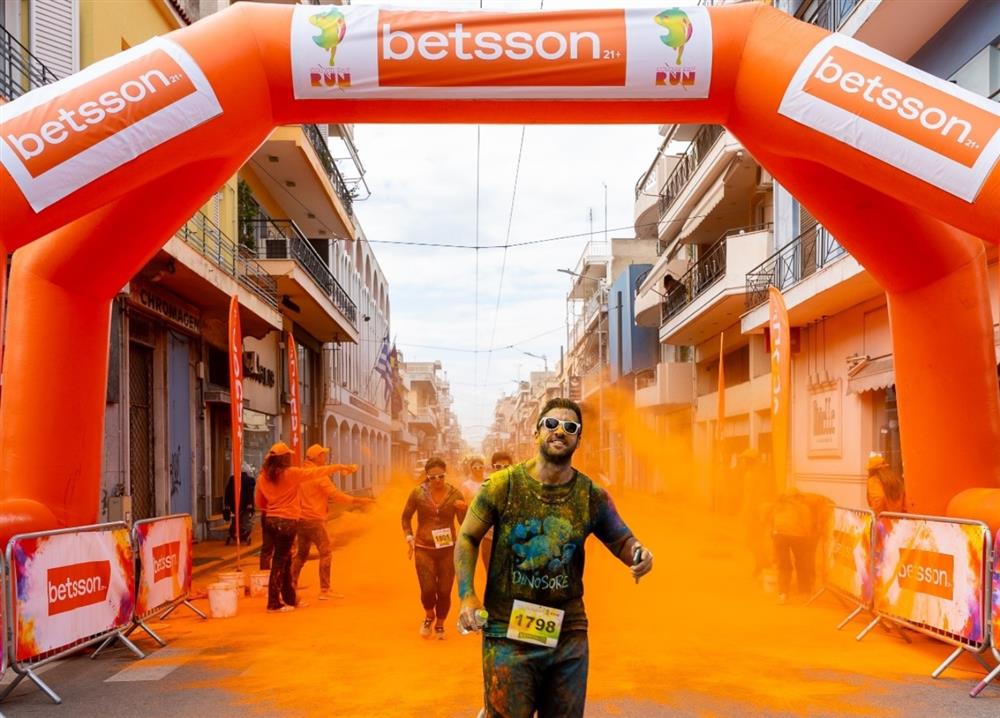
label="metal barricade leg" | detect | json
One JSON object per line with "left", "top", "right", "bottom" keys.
{"left": 836, "top": 605, "right": 863, "bottom": 631}
{"left": 971, "top": 662, "right": 1000, "bottom": 697}
{"left": 856, "top": 616, "right": 881, "bottom": 641}
{"left": 24, "top": 669, "right": 61, "bottom": 705}
{"left": 972, "top": 652, "right": 993, "bottom": 671}
{"left": 0, "top": 667, "right": 61, "bottom": 705}
{"left": 181, "top": 599, "right": 207, "bottom": 619}
{"left": 130, "top": 620, "right": 167, "bottom": 648}
{"left": 931, "top": 646, "right": 965, "bottom": 679}
{"left": 806, "top": 586, "right": 825, "bottom": 606}
{"left": 0, "top": 671, "right": 26, "bottom": 701}
{"left": 91, "top": 631, "right": 146, "bottom": 660}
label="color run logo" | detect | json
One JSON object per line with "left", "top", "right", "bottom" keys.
{"left": 802, "top": 46, "right": 995, "bottom": 168}
{"left": 376, "top": 10, "right": 627, "bottom": 87}
{"left": 309, "top": 7, "right": 351, "bottom": 89}
{"left": 47, "top": 560, "right": 111, "bottom": 616}
{"left": 2, "top": 49, "right": 198, "bottom": 178}
{"left": 152, "top": 541, "right": 181, "bottom": 582}
{"left": 896, "top": 549, "right": 954, "bottom": 600}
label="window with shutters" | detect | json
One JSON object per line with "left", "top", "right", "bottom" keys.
{"left": 29, "top": 0, "right": 77, "bottom": 78}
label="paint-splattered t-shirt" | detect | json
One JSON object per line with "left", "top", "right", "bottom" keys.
{"left": 470, "top": 463, "right": 633, "bottom": 637}
{"left": 401, "top": 482, "right": 466, "bottom": 550}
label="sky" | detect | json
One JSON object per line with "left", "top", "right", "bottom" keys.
{"left": 347, "top": 0, "right": 690, "bottom": 449}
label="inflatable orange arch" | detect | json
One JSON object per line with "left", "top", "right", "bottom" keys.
{"left": 0, "top": 3, "right": 998, "bottom": 542}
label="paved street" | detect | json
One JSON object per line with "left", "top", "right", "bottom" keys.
{"left": 3, "top": 486, "right": 998, "bottom": 717}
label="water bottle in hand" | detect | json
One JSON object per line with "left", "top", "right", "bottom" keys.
{"left": 458, "top": 609, "right": 488, "bottom": 635}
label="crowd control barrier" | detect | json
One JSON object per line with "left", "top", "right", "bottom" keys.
{"left": 857, "top": 513, "right": 993, "bottom": 680}
{"left": 970, "top": 529, "right": 1000, "bottom": 697}
{"left": 811, "top": 507, "right": 876, "bottom": 631}
{"left": 125, "top": 514, "right": 205, "bottom": 647}
{"left": 0, "top": 522, "right": 144, "bottom": 704}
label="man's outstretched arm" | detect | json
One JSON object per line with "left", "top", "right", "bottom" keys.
{"left": 455, "top": 510, "right": 490, "bottom": 629}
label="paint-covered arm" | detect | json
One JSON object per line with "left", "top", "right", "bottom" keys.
{"left": 591, "top": 485, "right": 653, "bottom": 578}
{"left": 401, "top": 488, "right": 419, "bottom": 539}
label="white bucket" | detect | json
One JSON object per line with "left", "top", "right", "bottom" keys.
{"left": 218, "top": 571, "right": 247, "bottom": 596}
{"left": 249, "top": 570, "right": 270, "bottom": 598}
{"left": 207, "top": 582, "right": 239, "bottom": 618}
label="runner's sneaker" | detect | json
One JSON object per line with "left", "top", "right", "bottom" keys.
{"left": 295, "top": 600, "right": 310, "bottom": 609}
{"left": 435, "top": 625, "right": 446, "bottom": 641}
{"left": 267, "top": 605, "right": 295, "bottom": 613}
{"left": 420, "top": 618, "right": 433, "bottom": 638}
{"left": 318, "top": 591, "right": 332, "bottom": 601}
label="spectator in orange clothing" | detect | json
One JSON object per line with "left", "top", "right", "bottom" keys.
{"left": 255, "top": 441, "right": 350, "bottom": 613}
{"left": 770, "top": 491, "right": 818, "bottom": 604}
{"left": 866, "top": 453, "right": 906, "bottom": 514}
{"left": 292, "top": 444, "right": 371, "bottom": 600}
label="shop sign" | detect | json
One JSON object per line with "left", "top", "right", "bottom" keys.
{"left": 808, "top": 379, "right": 842, "bottom": 458}
{"left": 129, "top": 282, "right": 200, "bottom": 334}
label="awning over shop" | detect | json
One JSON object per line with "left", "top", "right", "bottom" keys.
{"left": 847, "top": 356, "right": 895, "bottom": 394}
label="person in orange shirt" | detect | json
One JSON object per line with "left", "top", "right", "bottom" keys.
{"left": 254, "top": 441, "right": 351, "bottom": 613}
{"left": 292, "top": 444, "right": 370, "bottom": 600}
{"left": 866, "top": 453, "right": 906, "bottom": 514}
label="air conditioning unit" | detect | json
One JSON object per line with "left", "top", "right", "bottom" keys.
{"left": 108, "top": 495, "right": 132, "bottom": 524}
{"left": 756, "top": 167, "right": 773, "bottom": 190}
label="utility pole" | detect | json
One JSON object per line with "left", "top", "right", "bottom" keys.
{"left": 602, "top": 181, "right": 608, "bottom": 246}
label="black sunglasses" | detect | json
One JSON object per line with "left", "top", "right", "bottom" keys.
{"left": 427, "top": 472, "right": 446, "bottom": 480}
{"left": 537, "top": 417, "right": 581, "bottom": 435}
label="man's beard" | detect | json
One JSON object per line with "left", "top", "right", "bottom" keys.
{"left": 540, "top": 440, "right": 575, "bottom": 466}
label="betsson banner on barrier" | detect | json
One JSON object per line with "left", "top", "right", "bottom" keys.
{"left": 11, "top": 526, "right": 134, "bottom": 661}
{"left": 135, "top": 516, "right": 193, "bottom": 617}
{"left": 875, "top": 515, "right": 987, "bottom": 643}
{"left": 291, "top": 5, "right": 712, "bottom": 100}
{"left": 827, "top": 507, "right": 874, "bottom": 605}
{"left": 993, "top": 529, "right": 1000, "bottom": 650}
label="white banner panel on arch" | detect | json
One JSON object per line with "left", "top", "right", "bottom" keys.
{"left": 291, "top": 5, "right": 713, "bottom": 100}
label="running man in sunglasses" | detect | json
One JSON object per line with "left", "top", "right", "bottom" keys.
{"left": 455, "top": 398, "right": 653, "bottom": 718}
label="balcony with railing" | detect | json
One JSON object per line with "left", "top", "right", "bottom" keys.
{"left": 175, "top": 211, "right": 278, "bottom": 309}
{"left": 657, "top": 124, "right": 724, "bottom": 223}
{"left": 744, "top": 225, "right": 847, "bottom": 311}
{"left": 242, "top": 217, "right": 358, "bottom": 341}
{"left": 302, "top": 123, "right": 354, "bottom": 218}
{"left": 569, "top": 287, "right": 606, "bottom": 350}
{"left": 658, "top": 224, "right": 772, "bottom": 346}
{"left": 634, "top": 361, "right": 695, "bottom": 410}
{"left": 797, "top": 0, "right": 864, "bottom": 32}
{"left": 0, "top": 23, "right": 59, "bottom": 101}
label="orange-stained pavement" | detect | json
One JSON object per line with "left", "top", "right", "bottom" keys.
{"left": 18, "top": 482, "right": 995, "bottom": 717}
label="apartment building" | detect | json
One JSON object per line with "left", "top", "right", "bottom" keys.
{"left": 0, "top": 0, "right": 393, "bottom": 535}
{"left": 630, "top": 0, "right": 999, "bottom": 508}
{"left": 400, "top": 360, "right": 465, "bottom": 469}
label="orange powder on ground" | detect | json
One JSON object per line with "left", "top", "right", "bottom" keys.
{"left": 152, "top": 460, "right": 991, "bottom": 716}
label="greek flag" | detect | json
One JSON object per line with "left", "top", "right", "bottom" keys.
{"left": 375, "top": 334, "right": 392, "bottom": 402}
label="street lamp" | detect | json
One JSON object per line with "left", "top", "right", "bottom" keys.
{"left": 519, "top": 350, "right": 548, "bottom": 372}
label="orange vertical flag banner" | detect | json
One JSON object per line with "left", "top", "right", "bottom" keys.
{"left": 0, "top": 248, "right": 6, "bottom": 378}
{"left": 768, "top": 287, "right": 791, "bottom": 491}
{"left": 716, "top": 331, "right": 725, "bottom": 446}
{"left": 287, "top": 331, "right": 302, "bottom": 465}
{"left": 227, "top": 295, "right": 244, "bottom": 566}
